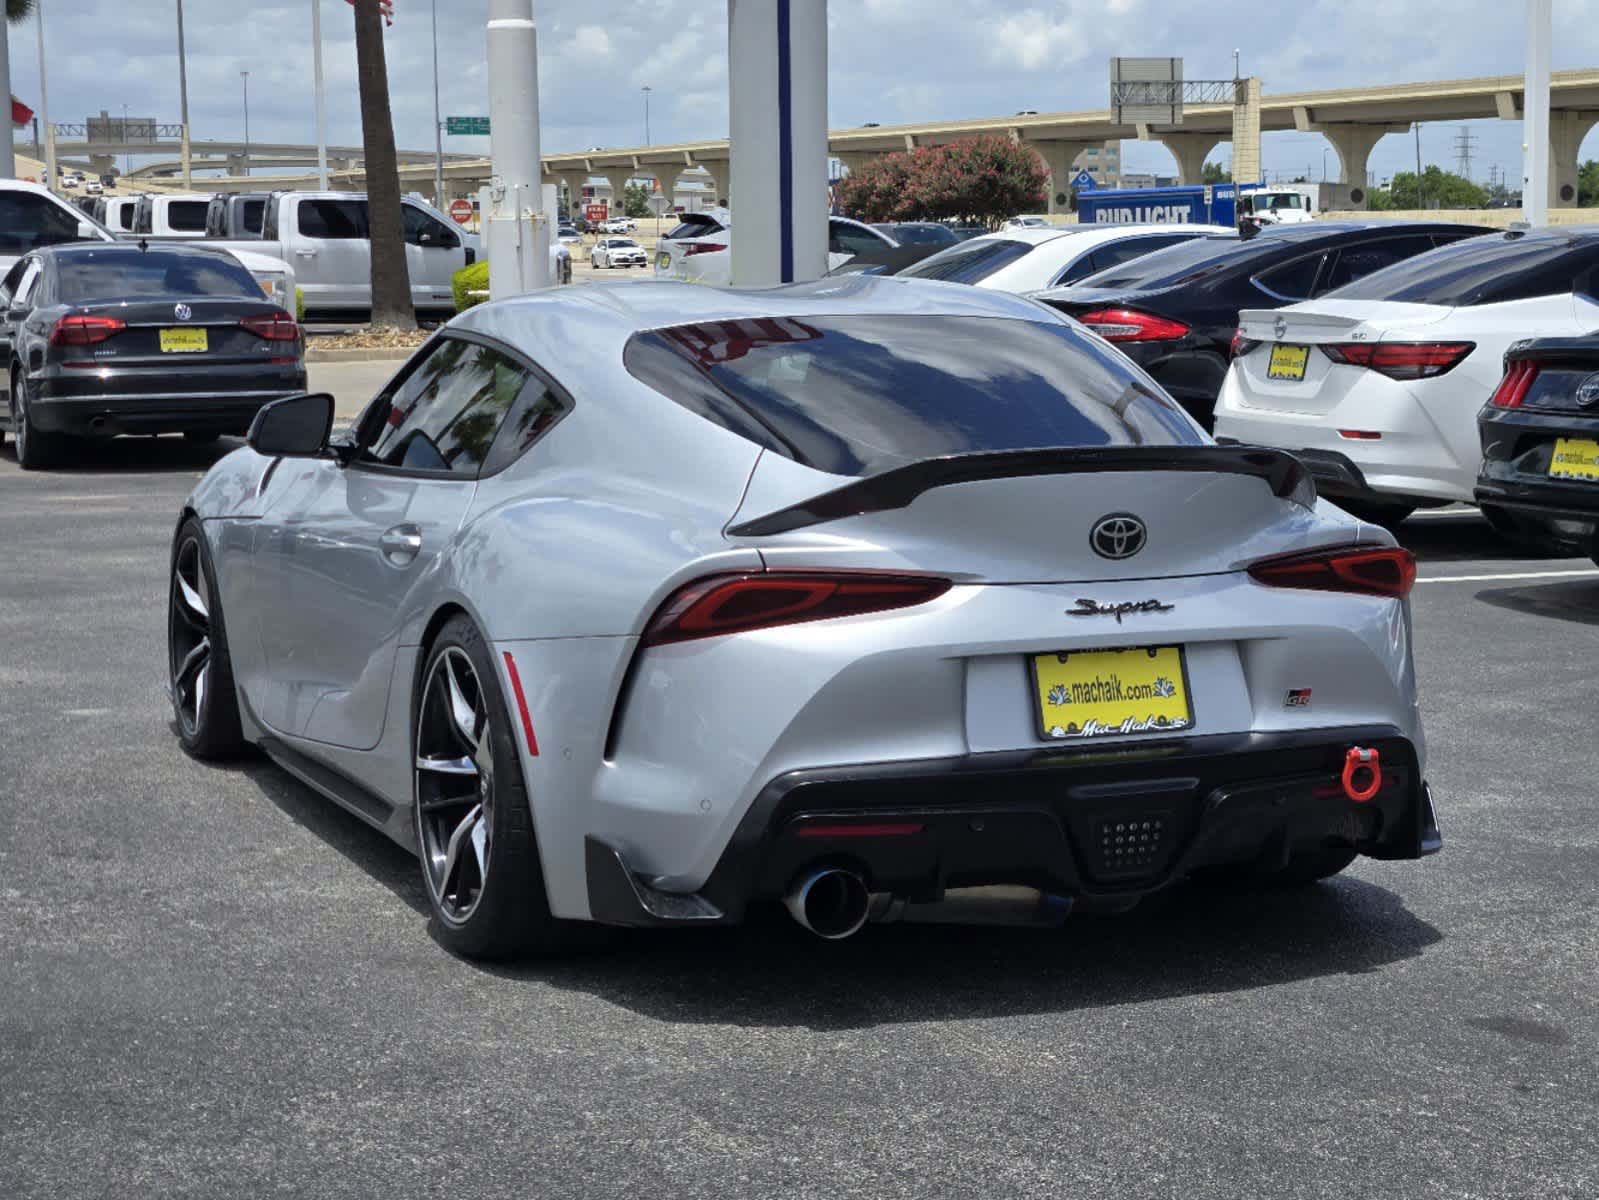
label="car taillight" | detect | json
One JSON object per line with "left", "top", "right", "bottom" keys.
{"left": 1488, "top": 359, "right": 1539, "bottom": 409}
{"left": 641, "top": 572, "right": 952, "bottom": 647}
{"left": 1321, "top": 341, "right": 1474, "bottom": 380}
{"left": 240, "top": 310, "right": 299, "bottom": 341}
{"left": 1230, "top": 328, "right": 1260, "bottom": 358}
{"left": 1249, "top": 545, "right": 1417, "bottom": 600}
{"left": 49, "top": 314, "right": 126, "bottom": 346}
{"left": 1075, "top": 308, "right": 1190, "bottom": 343}
{"left": 682, "top": 242, "right": 728, "bottom": 257}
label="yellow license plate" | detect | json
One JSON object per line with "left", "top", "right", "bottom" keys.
{"left": 1267, "top": 343, "right": 1309, "bottom": 381}
{"left": 159, "top": 328, "right": 208, "bottom": 353}
{"left": 1034, "top": 646, "right": 1193, "bottom": 741}
{"left": 656, "top": 251, "right": 671, "bottom": 269}
{"left": 1550, "top": 437, "right": 1599, "bottom": 483}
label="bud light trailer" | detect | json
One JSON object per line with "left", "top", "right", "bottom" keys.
{"left": 1077, "top": 183, "right": 1256, "bottom": 228}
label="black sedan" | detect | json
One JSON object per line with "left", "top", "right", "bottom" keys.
{"left": 0, "top": 242, "right": 306, "bottom": 469}
{"left": 1032, "top": 221, "right": 1488, "bottom": 427}
{"left": 1476, "top": 334, "right": 1599, "bottom": 561}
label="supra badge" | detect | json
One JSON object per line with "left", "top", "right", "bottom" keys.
{"left": 1069, "top": 598, "right": 1174, "bottom": 624}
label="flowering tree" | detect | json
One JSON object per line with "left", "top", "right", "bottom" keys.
{"left": 838, "top": 136, "right": 1049, "bottom": 229}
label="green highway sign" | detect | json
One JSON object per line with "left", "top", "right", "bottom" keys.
{"left": 446, "top": 116, "right": 491, "bottom": 137}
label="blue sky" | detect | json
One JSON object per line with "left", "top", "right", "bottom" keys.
{"left": 6, "top": 0, "right": 1598, "bottom": 187}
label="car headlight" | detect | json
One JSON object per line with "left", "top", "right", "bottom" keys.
{"left": 254, "top": 271, "right": 293, "bottom": 311}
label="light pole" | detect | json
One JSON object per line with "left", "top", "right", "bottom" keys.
{"left": 240, "top": 70, "right": 251, "bottom": 178}
{"left": 37, "top": 1, "right": 55, "bottom": 192}
{"left": 176, "top": 0, "right": 192, "bottom": 189}
{"left": 642, "top": 85, "right": 652, "bottom": 145}
{"left": 431, "top": 0, "right": 444, "bottom": 207}
{"left": 311, "top": 0, "right": 328, "bottom": 190}
{"left": 122, "top": 104, "right": 130, "bottom": 175}
{"left": 1321, "top": 147, "right": 1327, "bottom": 182}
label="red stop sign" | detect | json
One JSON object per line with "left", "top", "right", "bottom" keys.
{"left": 449, "top": 198, "right": 474, "bottom": 225}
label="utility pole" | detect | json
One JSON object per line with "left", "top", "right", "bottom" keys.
{"left": 485, "top": 0, "right": 549, "bottom": 298}
{"left": 177, "top": 0, "right": 192, "bottom": 189}
{"left": 642, "top": 84, "right": 651, "bottom": 145}
{"left": 1454, "top": 125, "right": 1477, "bottom": 180}
{"left": 0, "top": 0, "right": 12, "bottom": 177}
{"left": 1414, "top": 122, "right": 1424, "bottom": 208}
{"left": 431, "top": 0, "right": 444, "bottom": 207}
{"left": 240, "top": 70, "right": 251, "bottom": 177}
{"left": 1523, "top": 0, "right": 1551, "bottom": 225}
{"left": 122, "top": 104, "right": 130, "bottom": 175}
{"left": 311, "top": 0, "right": 328, "bottom": 189}
{"left": 37, "top": 1, "right": 54, "bottom": 193}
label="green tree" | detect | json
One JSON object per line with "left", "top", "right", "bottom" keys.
{"left": 1385, "top": 166, "right": 1488, "bottom": 210}
{"left": 623, "top": 181, "right": 652, "bottom": 218}
{"left": 351, "top": 0, "right": 414, "bottom": 331}
{"left": 1201, "top": 160, "right": 1231, "bottom": 184}
{"left": 1578, "top": 160, "right": 1599, "bottom": 207}
{"left": 838, "top": 136, "right": 1047, "bottom": 228}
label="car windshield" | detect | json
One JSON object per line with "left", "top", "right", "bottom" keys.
{"left": 888, "top": 224, "right": 956, "bottom": 245}
{"left": 625, "top": 314, "right": 1201, "bottom": 477}
{"left": 896, "top": 238, "right": 1035, "bottom": 284}
{"left": 607, "top": 239, "right": 638, "bottom": 248}
{"left": 1253, "top": 193, "right": 1305, "bottom": 211}
{"left": 55, "top": 249, "right": 265, "bottom": 302}
{"left": 1066, "top": 234, "right": 1247, "bottom": 291}
{"left": 1325, "top": 235, "right": 1590, "bottom": 306}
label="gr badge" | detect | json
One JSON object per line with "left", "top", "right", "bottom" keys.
{"left": 1285, "top": 688, "right": 1313, "bottom": 709}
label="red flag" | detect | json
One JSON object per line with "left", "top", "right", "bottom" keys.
{"left": 11, "top": 96, "right": 34, "bottom": 127}
{"left": 343, "top": 0, "right": 394, "bottom": 25}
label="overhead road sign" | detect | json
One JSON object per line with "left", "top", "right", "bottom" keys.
{"left": 446, "top": 116, "right": 491, "bottom": 137}
{"left": 1110, "top": 58, "right": 1241, "bottom": 127}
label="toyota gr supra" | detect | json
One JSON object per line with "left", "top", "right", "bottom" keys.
{"left": 168, "top": 277, "right": 1441, "bottom": 958}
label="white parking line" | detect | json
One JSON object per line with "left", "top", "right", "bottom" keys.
{"left": 1418, "top": 568, "right": 1599, "bottom": 584}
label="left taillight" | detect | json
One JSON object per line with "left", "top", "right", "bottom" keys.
{"left": 1249, "top": 545, "right": 1417, "bottom": 600}
{"left": 1321, "top": 341, "right": 1473, "bottom": 380}
{"left": 240, "top": 310, "right": 299, "bottom": 342}
{"left": 49, "top": 314, "right": 126, "bottom": 346}
{"left": 1075, "top": 308, "right": 1190, "bottom": 343}
{"left": 1488, "top": 359, "right": 1539, "bottom": 409}
{"left": 641, "top": 572, "right": 952, "bottom": 648}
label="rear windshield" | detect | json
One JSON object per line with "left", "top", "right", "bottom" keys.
{"left": 240, "top": 199, "right": 266, "bottom": 235}
{"left": 896, "top": 238, "right": 1035, "bottom": 284}
{"left": 1325, "top": 235, "right": 1599, "bottom": 306}
{"left": 55, "top": 249, "right": 265, "bottom": 302}
{"left": 886, "top": 224, "right": 955, "bottom": 246}
{"left": 1069, "top": 234, "right": 1247, "bottom": 291}
{"left": 624, "top": 314, "right": 1201, "bottom": 477}
{"left": 666, "top": 218, "right": 723, "bottom": 240}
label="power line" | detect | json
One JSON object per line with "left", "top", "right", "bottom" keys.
{"left": 1453, "top": 125, "right": 1478, "bottom": 181}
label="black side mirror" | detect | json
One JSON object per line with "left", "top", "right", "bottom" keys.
{"left": 248, "top": 392, "right": 335, "bottom": 459}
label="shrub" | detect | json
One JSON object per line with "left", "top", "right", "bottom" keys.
{"left": 295, "top": 287, "right": 305, "bottom": 324}
{"left": 453, "top": 259, "right": 490, "bottom": 313}
{"left": 837, "top": 135, "right": 1049, "bottom": 229}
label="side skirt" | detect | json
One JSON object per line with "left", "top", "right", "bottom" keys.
{"left": 257, "top": 735, "right": 408, "bottom": 848}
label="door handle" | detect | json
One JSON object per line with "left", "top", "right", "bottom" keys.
{"left": 379, "top": 524, "right": 423, "bottom": 565}
{"left": 296, "top": 249, "right": 318, "bottom": 258}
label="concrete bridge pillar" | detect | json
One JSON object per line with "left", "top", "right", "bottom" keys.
{"left": 1153, "top": 131, "right": 1222, "bottom": 186}
{"left": 602, "top": 168, "right": 633, "bottom": 215}
{"left": 1550, "top": 110, "right": 1599, "bottom": 206}
{"left": 1319, "top": 123, "right": 1408, "bottom": 189}
{"left": 698, "top": 158, "right": 731, "bottom": 207}
{"left": 1030, "top": 140, "right": 1096, "bottom": 214}
{"left": 550, "top": 170, "right": 589, "bottom": 214}
{"left": 88, "top": 155, "right": 117, "bottom": 180}
{"left": 1230, "top": 77, "right": 1262, "bottom": 185}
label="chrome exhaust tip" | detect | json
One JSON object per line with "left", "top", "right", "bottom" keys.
{"left": 784, "top": 867, "right": 870, "bottom": 940}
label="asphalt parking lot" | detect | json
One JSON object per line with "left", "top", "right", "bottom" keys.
{"left": 1, "top": 440, "right": 1595, "bottom": 1199}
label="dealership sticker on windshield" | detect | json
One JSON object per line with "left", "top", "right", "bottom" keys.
{"left": 1033, "top": 646, "right": 1192, "bottom": 740}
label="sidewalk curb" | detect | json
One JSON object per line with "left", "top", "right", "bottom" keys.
{"left": 305, "top": 347, "right": 419, "bottom": 364}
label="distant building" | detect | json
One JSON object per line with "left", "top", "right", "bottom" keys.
{"left": 1071, "top": 141, "right": 1122, "bottom": 188}
{"left": 1118, "top": 172, "right": 1180, "bottom": 190}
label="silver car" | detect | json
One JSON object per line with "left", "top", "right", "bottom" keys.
{"left": 167, "top": 277, "right": 1440, "bottom": 959}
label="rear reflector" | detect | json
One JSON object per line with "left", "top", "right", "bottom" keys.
{"left": 241, "top": 310, "right": 300, "bottom": 342}
{"left": 1321, "top": 341, "right": 1474, "bottom": 380}
{"left": 641, "top": 572, "right": 952, "bottom": 647}
{"left": 1249, "top": 545, "right": 1417, "bottom": 600}
{"left": 49, "top": 314, "right": 126, "bottom": 346}
{"left": 1337, "top": 430, "right": 1382, "bottom": 440}
{"left": 796, "top": 822, "right": 925, "bottom": 839}
{"left": 1076, "top": 308, "right": 1190, "bottom": 343}
{"left": 682, "top": 241, "right": 728, "bottom": 257}
{"left": 1488, "top": 359, "right": 1539, "bottom": 409}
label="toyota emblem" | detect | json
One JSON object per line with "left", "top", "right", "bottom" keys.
{"left": 1272, "top": 316, "right": 1288, "bottom": 340}
{"left": 1090, "top": 514, "right": 1147, "bottom": 560}
{"left": 1577, "top": 373, "right": 1599, "bottom": 408}
{"left": 173, "top": 303, "right": 193, "bottom": 321}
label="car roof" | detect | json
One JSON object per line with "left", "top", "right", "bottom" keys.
{"left": 40, "top": 241, "right": 249, "bottom": 262}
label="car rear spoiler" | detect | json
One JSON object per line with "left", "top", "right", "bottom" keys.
{"left": 727, "top": 446, "right": 1316, "bottom": 537}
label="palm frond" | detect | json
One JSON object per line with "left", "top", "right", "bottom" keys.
{"left": 7, "top": 0, "right": 38, "bottom": 25}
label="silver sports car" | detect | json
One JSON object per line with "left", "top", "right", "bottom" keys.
{"left": 168, "top": 276, "right": 1441, "bottom": 958}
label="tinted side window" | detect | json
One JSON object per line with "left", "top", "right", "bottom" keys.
{"left": 1253, "top": 253, "right": 1325, "bottom": 302}
{"left": 298, "top": 199, "right": 368, "bottom": 240}
{"left": 402, "top": 206, "right": 460, "bottom": 248}
{"left": 241, "top": 199, "right": 266, "bottom": 235}
{"left": 898, "top": 238, "right": 1034, "bottom": 284}
{"left": 829, "top": 221, "right": 889, "bottom": 256}
{"left": 262, "top": 196, "right": 280, "bottom": 241}
{"left": 1063, "top": 234, "right": 1191, "bottom": 285}
{"left": 364, "top": 339, "right": 530, "bottom": 476}
{"left": 14, "top": 262, "right": 42, "bottom": 307}
{"left": 0, "top": 258, "right": 30, "bottom": 302}
{"left": 479, "top": 376, "right": 570, "bottom": 476}
{"left": 168, "top": 201, "right": 209, "bottom": 233}
{"left": 0, "top": 193, "right": 86, "bottom": 254}
{"left": 1316, "top": 236, "right": 1437, "bottom": 293}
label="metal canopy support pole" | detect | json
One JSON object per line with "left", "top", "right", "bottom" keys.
{"left": 431, "top": 0, "right": 445, "bottom": 207}
{"left": 0, "top": 4, "right": 12, "bottom": 177}
{"left": 485, "top": 0, "right": 549, "bottom": 299}
{"left": 1522, "top": 0, "right": 1551, "bottom": 225}
{"left": 311, "top": 0, "right": 328, "bottom": 190}
{"left": 729, "top": 0, "right": 828, "bottom": 288}
{"left": 177, "top": 0, "right": 192, "bottom": 189}
{"left": 37, "top": 2, "right": 55, "bottom": 192}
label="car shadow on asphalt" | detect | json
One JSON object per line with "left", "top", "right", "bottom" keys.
{"left": 1473, "top": 578, "right": 1599, "bottom": 626}
{"left": 2, "top": 435, "right": 241, "bottom": 474}
{"left": 1395, "top": 510, "right": 1553, "bottom": 564}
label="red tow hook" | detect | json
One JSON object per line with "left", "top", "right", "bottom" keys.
{"left": 1342, "top": 747, "right": 1382, "bottom": 803}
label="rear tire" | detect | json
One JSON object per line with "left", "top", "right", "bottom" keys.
{"left": 11, "top": 368, "right": 61, "bottom": 471}
{"left": 1337, "top": 499, "right": 1415, "bottom": 529}
{"left": 413, "top": 615, "right": 579, "bottom": 959}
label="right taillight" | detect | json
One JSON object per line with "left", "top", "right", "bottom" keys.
{"left": 1321, "top": 341, "right": 1474, "bottom": 380}
{"left": 1249, "top": 545, "right": 1417, "bottom": 600}
{"left": 1230, "top": 328, "right": 1260, "bottom": 359}
{"left": 241, "top": 310, "right": 300, "bottom": 341}
{"left": 641, "top": 572, "right": 952, "bottom": 647}
{"left": 1488, "top": 359, "right": 1539, "bottom": 409}
{"left": 682, "top": 241, "right": 728, "bottom": 257}
{"left": 1076, "top": 308, "right": 1191, "bottom": 343}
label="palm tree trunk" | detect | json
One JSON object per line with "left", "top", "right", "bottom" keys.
{"left": 351, "top": 0, "right": 414, "bottom": 330}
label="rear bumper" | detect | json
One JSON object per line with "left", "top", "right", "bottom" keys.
{"left": 29, "top": 378, "right": 307, "bottom": 437}
{"left": 586, "top": 726, "right": 1440, "bottom": 927}
{"left": 1475, "top": 405, "right": 1599, "bottom": 548}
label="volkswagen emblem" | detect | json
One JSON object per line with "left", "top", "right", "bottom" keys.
{"left": 1090, "top": 514, "right": 1147, "bottom": 560}
{"left": 1272, "top": 316, "right": 1288, "bottom": 340}
{"left": 1577, "top": 373, "right": 1599, "bottom": 408}
{"left": 173, "top": 303, "right": 193, "bottom": 322}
